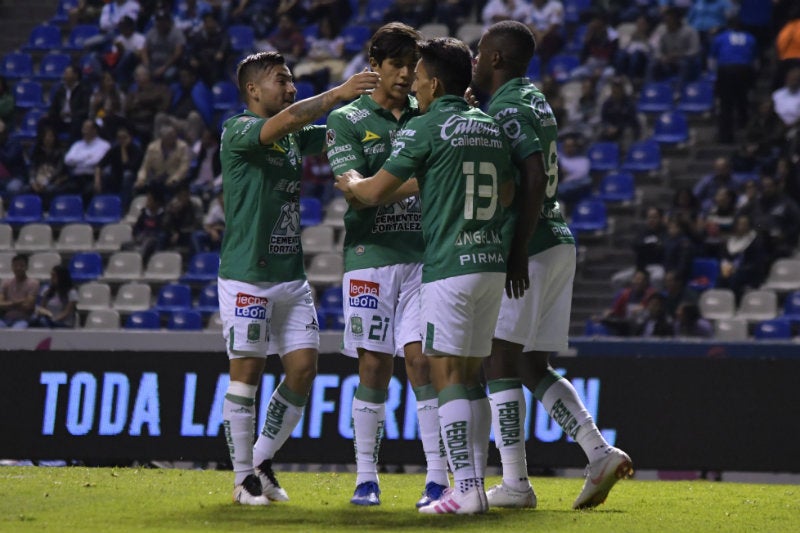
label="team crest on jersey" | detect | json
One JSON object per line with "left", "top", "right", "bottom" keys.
{"left": 355, "top": 245, "right": 365, "bottom": 256}
{"left": 269, "top": 202, "right": 300, "bottom": 254}
{"left": 349, "top": 280, "right": 379, "bottom": 309}
{"left": 362, "top": 130, "right": 381, "bottom": 142}
{"left": 350, "top": 315, "right": 364, "bottom": 336}
{"left": 326, "top": 129, "right": 336, "bottom": 146}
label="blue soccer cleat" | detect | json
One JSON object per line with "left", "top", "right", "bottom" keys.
{"left": 350, "top": 481, "right": 381, "bottom": 506}
{"left": 415, "top": 481, "right": 448, "bottom": 508}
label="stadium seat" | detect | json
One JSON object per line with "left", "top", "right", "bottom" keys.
{"left": 456, "top": 22, "right": 483, "bottom": 47}
{"left": 101, "top": 251, "right": 143, "bottom": 282}
{"left": 418, "top": 23, "right": 450, "bottom": 39}
{"left": 212, "top": 81, "right": 240, "bottom": 111}
{"left": 56, "top": 223, "right": 94, "bottom": 252}
{"left": 677, "top": 80, "right": 714, "bottom": 114}
{"left": 153, "top": 283, "right": 193, "bottom": 314}
{"left": 637, "top": 82, "right": 673, "bottom": 114}
{"left": 782, "top": 291, "right": 800, "bottom": 322}
{"left": 69, "top": 252, "right": 103, "bottom": 282}
{"left": 125, "top": 310, "right": 161, "bottom": 330}
{"left": 64, "top": 24, "right": 100, "bottom": 51}
{"left": 28, "top": 252, "right": 62, "bottom": 280}
{"left": 167, "top": 309, "right": 203, "bottom": 331}
{"left": 37, "top": 53, "right": 72, "bottom": 81}
{"left": 595, "top": 171, "right": 636, "bottom": 203}
{"left": 142, "top": 250, "right": 182, "bottom": 282}
{"left": 735, "top": 289, "right": 778, "bottom": 322}
{"left": 84, "top": 194, "right": 122, "bottom": 225}
{"left": 23, "top": 24, "right": 62, "bottom": 51}
{"left": 688, "top": 257, "right": 720, "bottom": 292}
{"left": 300, "top": 197, "right": 323, "bottom": 227}
{"left": 322, "top": 197, "right": 347, "bottom": 228}
{"left": 301, "top": 225, "right": 336, "bottom": 255}
{"left": 547, "top": 54, "right": 580, "bottom": 83}
{"left": 14, "top": 80, "right": 44, "bottom": 109}
{"left": 357, "top": 0, "right": 393, "bottom": 25}
{"left": 761, "top": 259, "right": 800, "bottom": 293}
{"left": 113, "top": 282, "right": 152, "bottom": 313}
{"left": 51, "top": 0, "right": 80, "bottom": 24}
{"left": 526, "top": 55, "right": 541, "bottom": 80}
{"left": 564, "top": 24, "right": 588, "bottom": 55}
{"left": 584, "top": 319, "right": 610, "bottom": 336}
{"left": 3, "top": 194, "right": 43, "bottom": 225}
{"left": 195, "top": 283, "right": 219, "bottom": 314}
{"left": 14, "top": 223, "right": 53, "bottom": 252}
{"left": 181, "top": 251, "right": 220, "bottom": 283}
{"left": 698, "top": 288, "right": 735, "bottom": 320}
{"left": 205, "top": 311, "right": 223, "bottom": 331}
{"left": 306, "top": 252, "right": 343, "bottom": 286}
{"left": 228, "top": 24, "right": 255, "bottom": 53}
{"left": 341, "top": 25, "right": 371, "bottom": 56}
{"left": 76, "top": 282, "right": 112, "bottom": 311}
{"left": 12, "top": 108, "right": 46, "bottom": 141}
{"left": 319, "top": 306, "right": 345, "bottom": 331}
{"left": 293, "top": 81, "right": 315, "bottom": 102}
{"left": 753, "top": 318, "right": 792, "bottom": 340}
{"left": 0, "top": 252, "right": 14, "bottom": 279}
{"left": 84, "top": 309, "right": 120, "bottom": 330}
{"left": 47, "top": 194, "right": 84, "bottom": 224}
{"left": 621, "top": 139, "right": 661, "bottom": 173}
{"left": 569, "top": 199, "right": 608, "bottom": 233}
{"left": 95, "top": 222, "right": 133, "bottom": 253}
{"left": 319, "top": 285, "right": 343, "bottom": 315}
{"left": 564, "top": 0, "right": 591, "bottom": 24}
{"left": 713, "top": 318, "right": 748, "bottom": 341}
{"left": 0, "top": 52, "right": 34, "bottom": 79}
{"left": 587, "top": 141, "right": 620, "bottom": 172}
{"left": 652, "top": 111, "right": 690, "bottom": 144}
{"left": 0, "top": 224, "right": 11, "bottom": 251}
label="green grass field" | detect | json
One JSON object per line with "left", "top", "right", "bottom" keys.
{"left": 0, "top": 467, "right": 797, "bottom": 532}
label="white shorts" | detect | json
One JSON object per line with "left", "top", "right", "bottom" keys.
{"left": 218, "top": 277, "right": 320, "bottom": 358}
{"left": 421, "top": 272, "right": 506, "bottom": 357}
{"left": 494, "top": 244, "right": 576, "bottom": 352}
{"left": 342, "top": 263, "right": 422, "bottom": 358}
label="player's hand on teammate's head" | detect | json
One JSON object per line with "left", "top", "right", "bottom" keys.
{"left": 336, "top": 68, "right": 380, "bottom": 101}
{"left": 464, "top": 87, "right": 479, "bottom": 108}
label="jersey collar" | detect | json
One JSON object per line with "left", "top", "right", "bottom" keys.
{"left": 427, "top": 94, "right": 469, "bottom": 113}
{"left": 360, "top": 93, "right": 418, "bottom": 121}
{"left": 488, "top": 77, "right": 533, "bottom": 108}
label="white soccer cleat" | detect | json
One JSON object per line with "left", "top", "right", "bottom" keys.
{"left": 486, "top": 482, "right": 537, "bottom": 508}
{"left": 573, "top": 447, "right": 633, "bottom": 510}
{"left": 256, "top": 459, "right": 289, "bottom": 501}
{"left": 418, "top": 485, "right": 488, "bottom": 515}
{"left": 233, "top": 474, "right": 270, "bottom": 506}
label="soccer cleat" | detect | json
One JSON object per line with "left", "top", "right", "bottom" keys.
{"left": 233, "top": 474, "right": 270, "bottom": 506}
{"left": 418, "top": 485, "right": 488, "bottom": 515}
{"left": 256, "top": 459, "right": 289, "bottom": 502}
{"left": 573, "top": 447, "right": 634, "bottom": 510}
{"left": 415, "top": 481, "right": 448, "bottom": 508}
{"left": 350, "top": 481, "right": 381, "bottom": 506}
{"left": 486, "top": 482, "right": 537, "bottom": 508}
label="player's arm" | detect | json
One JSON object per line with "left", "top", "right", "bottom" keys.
{"left": 335, "top": 168, "right": 404, "bottom": 206}
{"left": 259, "top": 70, "right": 379, "bottom": 145}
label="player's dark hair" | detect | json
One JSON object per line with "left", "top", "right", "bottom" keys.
{"left": 485, "top": 21, "right": 536, "bottom": 77}
{"left": 418, "top": 37, "right": 473, "bottom": 97}
{"left": 236, "top": 52, "right": 286, "bottom": 99}
{"left": 369, "top": 22, "right": 421, "bottom": 65}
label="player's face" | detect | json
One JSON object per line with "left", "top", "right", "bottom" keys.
{"left": 412, "top": 59, "right": 435, "bottom": 114}
{"left": 249, "top": 64, "right": 297, "bottom": 117}
{"left": 472, "top": 36, "right": 492, "bottom": 92}
{"left": 372, "top": 54, "right": 416, "bottom": 100}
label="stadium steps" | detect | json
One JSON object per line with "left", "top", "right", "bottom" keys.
{"left": 0, "top": 0, "right": 58, "bottom": 54}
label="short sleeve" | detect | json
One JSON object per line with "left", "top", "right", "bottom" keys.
{"left": 297, "top": 124, "right": 327, "bottom": 155}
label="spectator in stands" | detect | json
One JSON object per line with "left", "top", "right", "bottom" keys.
{"left": 0, "top": 120, "right": 26, "bottom": 197}
{"left": 647, "top": 7, "right": 701, "bottom": 88}
{"left": 157, "top": 66, "right": 212, "bottom": 145}
{"left": 668, "top": 186, "right": 701, "bottom": 227}
{"left": 123, "top": 185, "right": 166, "bottom": 264}
{"left": 262, "top": 14, "right": 306, "bottom": 67}
{"left": 94, "top": 125, "right": 143, "bottom": 210}
{"left": 142, "top": 10, "right": 186, "bottom": 83}
{"left": 189, "top": 127, "right": 221, "bottom": 202}
{"left": 230, "top": 0, "right": 277, "bottom": 38}
{"left": 48, "top": 65, "right": 91, "bottom": 143}
{"left": 686, "top": 0, "right": 736, "bottom": 52}
{"left": 632, "top": 292, "right": 673, "bottom": 337}
{"left": 64, "top": 119, "right": 111, "bottom": 203}
{"left": 574, "top": 9, "right": 618, "bottom": 81}
{"left": 717, "top": 213, "right": 769, "bottom": 300}
{"left": 482, "top": 0, "right": 531, "bottom": 31}
{"left": 699, "top": 185, "right": 738, "bottom": 256}
{"left": 134, "top": 124, "right": 192, "bottom": 195}
{"left": 0, "top": 77, "right": 14, "bottom": 126}
{"left": 662, "top": 269, "right": 698, "bottom": 318}
{"left": 774, "top": 5, "right": 800, "bottom": 90}
{"left": 111, "top": 16, "right": 146, "bottom": 88}
{"left": 743, "top": 174, "right": 800, "bottom": 261}
{"left": 557, "top": 135, "right": 593, "bottom": 204}
{"left": 743, "top": 99, "right": 786, "bottom": 165}
{"left": 0, "top": 254, "right": 39, "bottom": 329}
{"left": 568, "top": 78, "right": 601, "bottom": 135}
{"left": 99, "top": 0, "right": 141, "bottom": 36}
{"left": 737, "top": 0, "right": 773, "bottom": 57}
{"left": 293, "top": 16, "right": 347, "bottom": 91}
{"left": 28, "top": 265, "right": 78, "bottom": 329}
{"left": 175, "top": 0, "right": 213, "bottom": 37}
{"left": 192, "top": 186, "right": 225, "bottom": 253}
{"left": 693, "top": 156, "right": 735, "bottom": 211}
{"left": 771, "top": 66, "right": 800, "bottom": 130}
{"left": 125, "top": 65, "right": 172, "bottom": 145}
{"left": 613, "top": 15, "right": 652, "bottom": 83}
{"left": 736, "top": 178, "right": 759, "bottom": 212}
{"left": 710, "top": 18, "right": 758, "bottom": 144}
{"left": 598, "top": 268, "right": 658, "bottom": 336}
{"left": 599, "top": 76, "right": 641, "bottom": 142}
{"left": 162, "top": 183, "right": 199, "bottom": 258}
{"left": 306, "top": 0, "right": 353, "bottom": 24}
{"left": 69, "top": 0, "right": 104, "bottom": 26}
{"left": 188, "top": 12, "right": 232, "bottom": 87}
{"left": 663, "top": 216, "right": 697, "bottom": 282}
{"left": 436, "top": 0, "right": 475, "bottom": 37}
{"left": 301, "top": 153, "right": 334, "bottom": 205}
{"left": 634, "top": 206, "right": 667, "bottom": 272}
{"left": 89, "top": 71, "right": 127, "bottom": 141}
{"left": 275, "top": 0, "right": 308, "bottom": 23}
{"left": 526, "top": 0, "right": 565, "bottom": 64}
{"left": 28, "top": 125, "right": 68, "bottom": 209}
{"left": 673, "top": 301, "right": 713, "bottom": 338}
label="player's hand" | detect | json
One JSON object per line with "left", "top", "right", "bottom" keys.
{"left": 334, "top": 169, "right": 365, "bottom": 194}
{"left": 336, "top": 69, "right": 380, "bottom": 101}
{"left": 464, "top": 87, "right": 479, "bottom": 108}
{"left": 505, "top": 246, "right": 529, "bottom": 299}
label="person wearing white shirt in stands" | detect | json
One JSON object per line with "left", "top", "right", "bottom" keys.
{"left": 99, "top": 0, "right": 141, "bottom": 33}
{"left": 63, "top": 119, "right": 111, "bottom": 202}
{"left": 772, "top": 66, "right": 800, "bottom": 128}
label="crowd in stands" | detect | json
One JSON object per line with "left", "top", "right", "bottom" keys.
{"left": 1, "top": 0, "right": 800, "bottom": 339}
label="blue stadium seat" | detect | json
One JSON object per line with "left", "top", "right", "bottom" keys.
{"left": 783, "top": 291, "right": 800, "bottom": 322}
{"left": 23, "top": 24, "right": 62, "bottom": 52}
{"left": 320, "top": 285, "right": 343, "bottom": 314}
{"left": 300, "top": 197, "right": 323, "bottom": 227}
{"left": 564, "top": 24, "right": 588, "bottom": 55}
{"left": 181, "top": 251, "right": 220, "bottom": 283}
{"left": 341, "top": 25, "right": 371, "bottom": 56}
{"left": 688, "top": 257, "right": 720, "bottom": 292}
{"left": 677, "top": 81, "right": 714, "bottom": 114}
{"left": 125, "top": 310, "right": 161, "bottom": 330}
{"left": 621, "top": 139, "right": 661, "bottom": 173}
{"left": 587, "top": 141, "right": 620, "bottom": 172}
{"left": 153, "top": 283, "right": 193, "bottom": 313}
{"left": 526, "top": 55, "right": 541, "bottom": 80}
{"left": 358, "top": 0, "right": 393, "bottom": 25}
{"left": 584, "top": 319, "right": 610, "bottom": 336}
{"left": 84, "top": 194, "right": 122, "bottom": 225}
{"left": 637, "top": 82, "right": 673, "bottom": 114}
{"left": 69, "top": 252, "right": 103, "bottom": 282}
{"left": 652, "top": 111, "right": 690, "bottom": 144}
{"left": 547, "top": 54, "right": 579, "bottom": 83}
{"left": 167, "top": 309, "right": 203, "bottom": 331}
{"left": 14, "top": 80, "right": 44, "bottom": 109}
{"left": 1, "top": 52, "right": 34, "bottom": 79}
{"left": 51, "top": 0, "right": 80, "bottom": 24}
{"left": 47, "top": 194, "right": 84, "bottom": 224}
{"left": 65, "top": 24, "right": 101, "bottom": 51}
{"left": 12, "top": 108, "right": 46, "bottom": 141}
{"left": 3, "top": 194, "right": 43, "bottom": 225}
{"left": 569, "top": 199, "right": 608, "bottom": 233}
{"left": 302, "top": 23, "right": 320, "bottom": 39}
{"left": 753, "top": 318, "right": 792, "bottom": 340}
{"left": 294, "top": 81, "right": 315, "bottom": 101}
{"left": 595, "top": 171, "right": 635, "bottom": 203}
{"left": 212, "top": 81, "right": 240, "bottom": 111}
{"left": 228, "top": 25, "right": 255, "bottom": 53}
{"left": 195, "top": 283, "right": 219, "bottom": 314}
{"left": 37, "top": 53, "right": 72, "bottom": 81}
{"left": 564, "top": 0, "right": 591, "bottom": 24}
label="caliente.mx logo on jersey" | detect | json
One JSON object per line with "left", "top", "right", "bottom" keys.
{"left": 349, "top": 280, "right": 379, "bottom": 309}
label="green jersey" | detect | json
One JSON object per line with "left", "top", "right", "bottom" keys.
{"left": 382, "top": 95, "right": 514, "bottom": 283}
{"left": 219, "top": 110, "right": 326, "bottom": 282}
{"left": 326, "top": 94, "right": 424, "bottom": 271}
{"left": 488, "top": 78, "right": 575, "bottom": 256}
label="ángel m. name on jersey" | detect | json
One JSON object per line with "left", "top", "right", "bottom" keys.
{"left": 349, "top": 280, "right": 379, "bottom": 309}
{"left": 439, "top": 115, "right": 504, "bottom": 148}
{"left": 235, "top": 293, "right": 268, "bottom": 319}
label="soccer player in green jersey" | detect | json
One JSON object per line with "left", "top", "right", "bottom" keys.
{"left": 472, "top": 21, "right": 633, "bottom": 510}
{"left": 336, "top": 38, "right": 516, "bottom": 515}
{"left": 218, "top": 51, "right": 377, "bottom": 506}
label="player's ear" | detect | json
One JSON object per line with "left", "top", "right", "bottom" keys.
{"left": 369, "top": 57, "right": 380, "bottom": 71}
